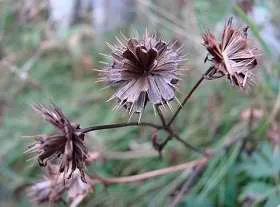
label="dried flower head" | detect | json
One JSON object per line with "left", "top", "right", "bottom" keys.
{"left": 26, "top": 165, "right": 66, "bottom": 204}
{"left": 26, "top": 165, "right": 93, "bottom": 206}
{"left": 26, "top": 103, "right": 88, "bottom": 182}
{"left": 202, "top": 17, "right": 258, "bottom": 89}
{"left": 99, "top": 31, "right": 185, "bottom": 118}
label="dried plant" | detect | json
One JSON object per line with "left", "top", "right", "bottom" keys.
{"left": 24, "top": 18, "right": 261, "bottom": 206}
{"left": 99, "top": 31, "right": 185, "bottom": 119}
{"left": 26, "top": 103, "right": 88, "bottom": 182}
{"left": 27, "top": 165, "right": 93, "bottom": 207}
{"left": 202, "top": 17, "right": 258, "bottom": 89}
{"left": 26, "top": 165, "right": 67, "bottom": 204}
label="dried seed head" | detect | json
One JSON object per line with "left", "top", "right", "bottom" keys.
{"left": 27, "top": 103, "right": 88, "bottom": 182}
{"left": 26, "top": 165, "right": 93, "bottom": 206}
{"left": 26, "top": 165, "right": 67, "bottom": 204}
{"left": 99, "top": 31, "right": 185, "bottom": 118}
{"left": 202, "top": 17, "right": 259, "bottom": 89}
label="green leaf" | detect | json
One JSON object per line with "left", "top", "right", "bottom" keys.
{"left": 265, "top": 192, "right": 280, "bottom": 207}
{"left": 239, "top": 143, "right": 280, "bottom": 178}
{"left": 239, "top": 182, "right": 273, "bottom": 201}
{"left": 179, "top": 195, "right": 214, "bottom": 207}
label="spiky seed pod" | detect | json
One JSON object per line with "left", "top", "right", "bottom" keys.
{"left": 99, "top": 31, "right": 185, "bottom": 118}
{"left": 26, "top": 103, "right": 88, "bottom": 182}
{"left": 202, "top": 17, "right": 258, "bottom": 89}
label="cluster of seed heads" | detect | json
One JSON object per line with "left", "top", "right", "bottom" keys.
{"left": 26, "top": 18, "right": 259, "bottom": 205}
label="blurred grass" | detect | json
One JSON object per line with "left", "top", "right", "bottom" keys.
{"left": 0, "top": 0, "right": 280, "bottom": 206}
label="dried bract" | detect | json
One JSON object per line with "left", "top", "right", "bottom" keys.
{"left": 26, "top": 103, "right": 88, "bottom": 182}
{"left": 202, "top": 17, "right": 258, "bottom": 89}
{"left": 99, "top": 31, "right": 185, "bottom": 118}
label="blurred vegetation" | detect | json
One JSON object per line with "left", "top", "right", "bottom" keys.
{"left": 0, "top": 0, "right": 280, "bottom": 206}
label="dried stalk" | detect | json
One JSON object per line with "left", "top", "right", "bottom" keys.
{"left": 167, "top": 67, "right": 213, "bottom": 127}
{"left": 93, "top": 158, "right": 208, "bottom": 184}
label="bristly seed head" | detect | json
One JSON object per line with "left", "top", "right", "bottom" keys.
{"left": 26, "top": 103, "right": 88, "bottom": 182}
{"left": 99, "top": 31, "right": 186, "bottom": 119}
{"left": 202, "top": 17, "right": 259, "bottom": 89}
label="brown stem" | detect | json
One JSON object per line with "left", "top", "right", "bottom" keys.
{"left": 167, "top": 76, "right": 204, "bottom": 126}
{"left": 167, "top": 68, "right": 213, "bottom": 127}
{"left": 168, "top": 130, "right": 205, "bottom": 155}
{"left": 154, "top": 135, "right": 172, "bottom": 152}
{"left": 92, "top": 158, "right": 208, "bottom": 184}
{"left": 79, "top": 121, "right": 201, "bottom": 155}
{"left": 78, "top": 122, "right": 163, "bottom": 134}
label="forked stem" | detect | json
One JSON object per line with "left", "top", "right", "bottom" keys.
{"left": 80, "top": 122, "right": 203, "bottom": 155}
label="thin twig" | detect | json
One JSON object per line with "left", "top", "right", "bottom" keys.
{"left": 92, "top": 158, "right": 208, "bottom": 184}
{"left": 79, "top": 122, "right": 163, "bottom": 134}
{"left": 79, "top": 121, "right": 203, "bottom": 155}
{"left": 157, "top": 135, "right": 172, "bottom": 151}
{"left": 167, "top": 68, "right": 213, "bottom": 127}
{"left": 170, "top": 132, "right": 205, "bottom": 155}
{"left": 152, "top": 134, "right": 173, "bottom": 158}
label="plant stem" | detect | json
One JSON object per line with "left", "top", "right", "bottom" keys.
{"left": 79, "top": 122, "right": 163, "bottom": 134}
{"left": 79, "top": 121, "right": 202, "bottom": 155}
{"left": 93, "top": 158, "right": 208, "bottom": 184}
{"left": 167, "top": 68, "right": 213, "bottom": 127}
{"left": 167, "top": 76, "right": 205, "bottom": 126}
{"left": 156, "top": 135, "right": 172, "bottom": 151}
{"left": 171, "top": 132, "right": 205, "bottom": 155}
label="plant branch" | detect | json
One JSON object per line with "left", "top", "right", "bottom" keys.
{"left": 167, "top": 68, "right": 213, "bottom": 127}
{"left": 154, "top": 135, "right": 172, "bottom": 152}
{"left": 169, "top": 131, "right": 205, "bottom": 155}
{"left": 78, "top": 121, "right": 203, "bottom": 156}
{"left": 78, "top": 122, "right": 163, "bottom": 134}
{"left": 92, "top": 158, "right": 208, "bottom": 184}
